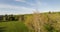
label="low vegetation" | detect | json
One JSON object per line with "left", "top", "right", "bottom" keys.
{"left": 0, "top": 12, "right": 60, "bottom": 32}
{"left": 0, "top": 21, "right": 29, "bottom": 32}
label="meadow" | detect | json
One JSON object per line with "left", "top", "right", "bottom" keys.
{"left": 0, "top": 12, "right": 60, "bottom": 32}
{"left": 0, "top": 21, "right": 29, "bottom": 32}
{"left": 24, "top": 12, "right": 60, "bottom": 32}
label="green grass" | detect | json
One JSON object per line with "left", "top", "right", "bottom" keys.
{"left": 0, "top": 12, "right": 60, "bottom": 32}
{"left": 0, "top": 21, "right": 29, "bottom": 32}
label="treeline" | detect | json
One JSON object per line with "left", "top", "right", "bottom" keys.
{"left": 0, "top": 14, "right": 25, "bottom": 21}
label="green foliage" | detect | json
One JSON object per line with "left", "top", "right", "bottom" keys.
{"left": 44, "top": 23, "right": 54, "bottom": 32}
{"left": 44, "top": 23, "right": 60, "bottom": 32}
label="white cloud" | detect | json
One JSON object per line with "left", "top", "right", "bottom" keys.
{"left": 15, "top": 0, "right": 26, "bottom": 2}
{"left": 0, "top": 4, "right": 35, "bottom": 15}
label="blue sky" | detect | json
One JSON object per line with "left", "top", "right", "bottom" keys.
{"left": 0, "top": 0, "right": 60, "bottom": 15}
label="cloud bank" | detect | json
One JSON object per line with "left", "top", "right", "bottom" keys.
{"left": 0, "top": 4, "right": 35, "bottom": 15}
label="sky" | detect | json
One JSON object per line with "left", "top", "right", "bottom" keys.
{"left": 0, "top": 0, "right": 60, "bottom": 15}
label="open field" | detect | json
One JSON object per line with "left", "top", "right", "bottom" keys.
{"left": 0, "top": 21, "right": 29, "bottom": 32}
{"left": 0, "top": 12, "right": 60, "bottom": 32}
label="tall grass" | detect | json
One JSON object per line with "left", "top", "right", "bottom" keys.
{"left": 25, "top": 11, "right": 60, "bottom": 32}
{"left": 25, "top": 11, "right": 43, "bottom": 32}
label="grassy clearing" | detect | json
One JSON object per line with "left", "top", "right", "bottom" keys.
{"left": 0, "top": 21, "right": 29, "bottom": 32}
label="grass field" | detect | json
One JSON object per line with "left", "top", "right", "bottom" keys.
{"left": 0, "top": 21, "right": 29, "bottom": 32}
{"left": 0, "top": 12, "right": 60, "bottom": 32}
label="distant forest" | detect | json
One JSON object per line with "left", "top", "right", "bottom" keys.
{"left": 0, "top": 14, "right": 25, "bottom": 21}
